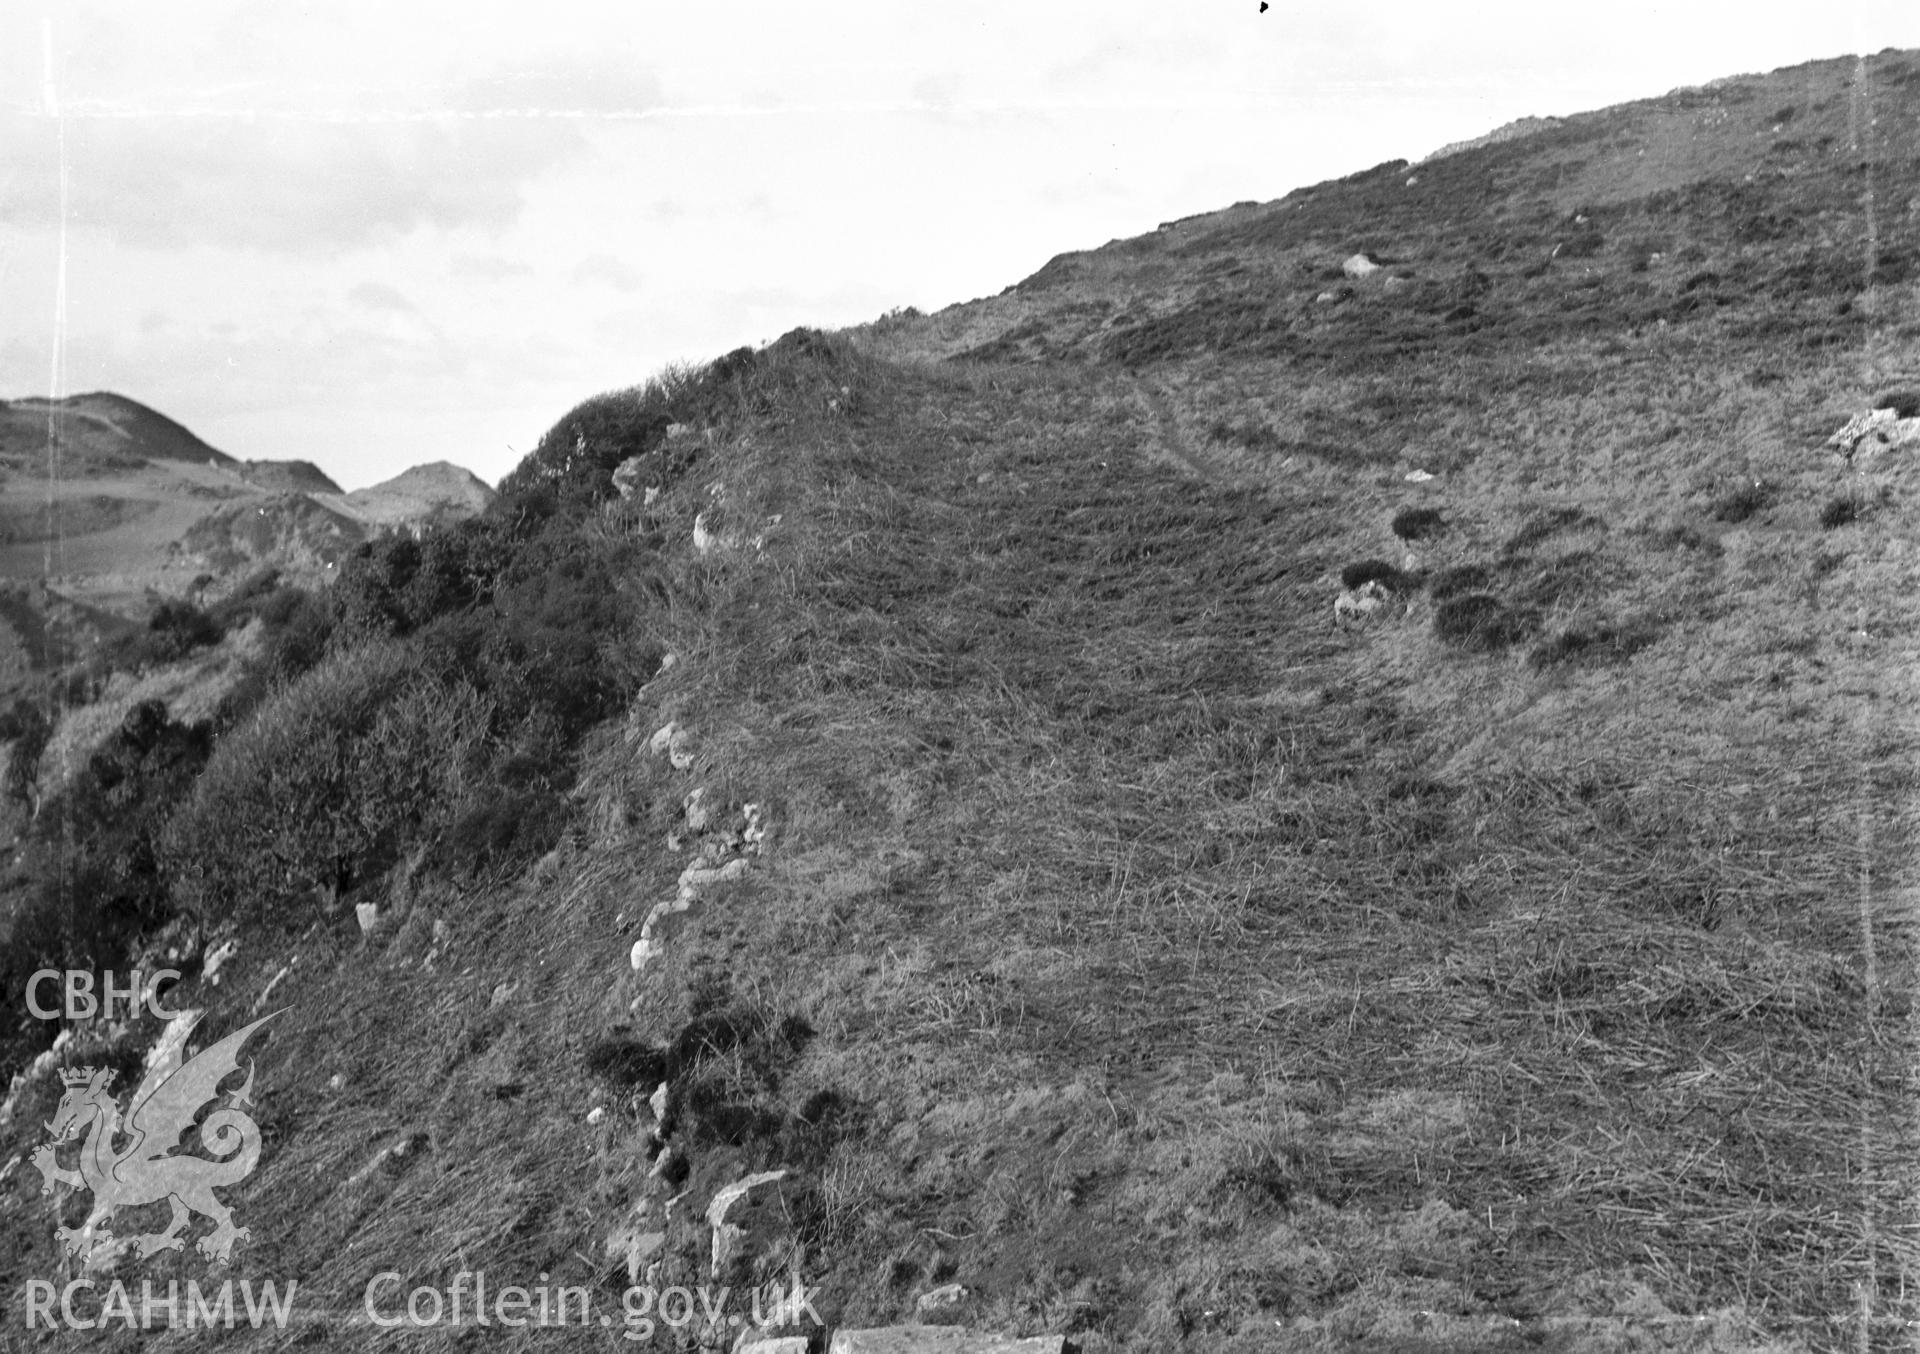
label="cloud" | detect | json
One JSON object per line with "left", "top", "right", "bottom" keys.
{"left": 0, "top": 54, "right": 670, "bottom": 256}
{"left": 0, "top": 109, "right": 583, "bottom": 253}
{"left": 450, "top": 253, "right": 535, "bottom": 280}
{"left": 349, "top": 281, "right": 413, "bottom": 311}
{"left": 572, "top": 255, "right": 643, "bottom": 291}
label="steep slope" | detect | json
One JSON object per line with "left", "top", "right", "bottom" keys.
{"left": 2, "top": 48, "right": 1918, "bottom": 1354}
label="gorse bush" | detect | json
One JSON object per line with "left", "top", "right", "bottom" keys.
{"left": 161, "top": 644, "right": 492, "bottom": 924}
{"left": 1819, "top": 496, "right": 1860, "bottom": 529}
{"left": 1711, "top": 479, "right": 1775, "bottom": 523}
{"left": 0, "top": 700, "right": 212, "bottom": 1041}
{"left": 498, "top": 331, "right": 864, "bottom": 513}
{"left": 1340, "top": 558, "right": 1406, "bottom": 590}
{"left": 115, "top": 599, "right": 225, "bottom": 669}
{"left": 1390, "top": 507, "right": 1445, "bottom": 540}
{"left": 1, "top": 697, "right": 51, "bottom": 809}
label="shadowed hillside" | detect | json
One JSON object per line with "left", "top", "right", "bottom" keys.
{"left": 0, "top": 48, "right": 1916, "bottom": 1354}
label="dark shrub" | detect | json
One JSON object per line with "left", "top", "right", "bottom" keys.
{"left": 436, "top": 787, "right": 567, "bottom": 878}
{"left": 1429, "top": 564, "right": 1493, "bottom": 601}
{"left": 125, "top": 599, "right": 224, "bottom": 666}
{"left": 1528, "top": 621, "right": 1662, "bottom": 669}
{"left": 1872, "top": 389, "right": 1920, "bottom": 418}
{"left": 1390, "top": 507, "right": 1445, "bottom": 540}
{"left": 1340, "top": 558, "right": 1404, "bottom": 591}
{"left": 1433, "top": 594, "right": 1530, "bottom": 652}
{"left": 262, "top": 589, "right": 334, "bottom": 680}
{"left": 60, "top": 700, "right": 213, "bottom": 932}
{"left": 582, "top": 1036, "right": 668, "bottom": 1090}
{"left": 1711, "top": 480, "right": 1775, "bottom": 524}
{"left": 1819, "top": 496, "right": 1860, "bottom": 529}
{"left": 161, "top": 645, "right": 492, "bottom": 924}
{"left": 2, "top": 698, "right": 51, "bottom": 809}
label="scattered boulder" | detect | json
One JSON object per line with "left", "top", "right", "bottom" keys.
{"left": 915, "top": 1283, "right": 969, "bottom": 1318}
{"left": 706, "top": 1169, "right": 788, "bottom": 1278}
{"left": 612, "top": 456, "right": 650, "bottom": 502}
{"left": 1827, "top": 405, "right": 1920, "bottom": 462}
{"left": 735, "top": 1337, "right": 810, "bottom": 1354}
{"left": 1333, "top": 579, "right": 1396, "bottom": 629}
{"left": 1343, "top": 253, "right": 1381, "bottom": 278}
{"left": 629, "top": 857, "right": 753, "bottom": 974}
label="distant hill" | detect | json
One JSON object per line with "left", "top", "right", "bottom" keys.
{"left": 325, "top": 460, "right": 497, "bottom": 528}
{"left": 0, "top": 393, "right": 496, "bottom": 629}
{"left": 234, "top": 459, "right": 343, "bottom": 495}
{"left": 0, "top": 391, "right": 235, "bottom": 473}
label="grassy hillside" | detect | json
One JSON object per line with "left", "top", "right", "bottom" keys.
{"left": 1, "top": 47, "right": 1918, "bottom": 1354}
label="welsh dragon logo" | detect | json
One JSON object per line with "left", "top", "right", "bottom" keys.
{"left": 31, "top": 1010, "right": 277, "bottom": 1265}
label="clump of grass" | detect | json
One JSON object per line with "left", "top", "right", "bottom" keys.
{"left": 1429, "top": 564, "right": 1494, "bottom": 600}
{"left": 1528, "top": 619, "right": 1664, "bottom": 668}
{"left": 1819, "top": 496, "right": 1861, "bottom": 529}
{"left": 1711, "top": 479, "right": 1775, "bottom": 524}
{"left": 1504, "top": 505, "right": 1600, "bottom": 555}
{"left": 1390, "top": 506, "right": 1446, "bottom": 540}
{"left": 1433, "top": 593, "right": 1531, "bottom": 651}
{"left": 1340, "top": 558, "right": 1409, "bottom": 591}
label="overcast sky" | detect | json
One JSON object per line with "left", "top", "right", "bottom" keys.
{"left": 5, "top": 3, "right": 1920, "bottom": 491}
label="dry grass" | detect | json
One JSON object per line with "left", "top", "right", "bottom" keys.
{"left": 6, "top": 46, "right": 1920, "bottom": 1354}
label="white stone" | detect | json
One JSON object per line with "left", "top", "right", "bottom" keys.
{"left": 355, "top": 902, "right": 380, "bottom": 934}
{"left": 587, "top": 1106, "right": 607, "bottom": 1126}
{"left": 1404, "top": 469, "right": 1435, "bottom": 483}
{"left": 1342, "top": 252, "right": 1381, "bottom": 278}
{"left": 735, "top": 1337, "right": 810, "bottom": 1354}
{"left": 648, "top": 722, "right": 677, "bottom": 756}
{"left": 707, "top": 1169, "right": 788, "bottom": 1277}
{"left": 612, "top": 456, "right": 648, "bottom": 501}
{"left": 1333, "top": 580, "right": 1395, "bottom": 629}
{"left": 916, "top": 1283, "right": 969, "bottom": 1315}
{"left": 201, "top": 938, "right": 239, "bottom": 981}
{"left": 1828, "top": 406, "right": 1920, "bottom": 461}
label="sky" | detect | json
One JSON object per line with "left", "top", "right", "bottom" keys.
{"left": 5, "top": 4, "right": 1920, "bottom": 491}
